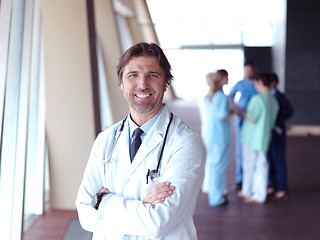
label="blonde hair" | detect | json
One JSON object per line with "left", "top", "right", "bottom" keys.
{"left": 206, "top": 72, "right": 222, "bottom": 100}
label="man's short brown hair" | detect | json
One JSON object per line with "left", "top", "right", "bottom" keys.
{"left": 116, "top": 42, "right": 173, "bottom": 87}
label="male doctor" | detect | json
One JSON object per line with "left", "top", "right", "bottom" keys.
{"left": 76, "top": 42, "right": 205, "bottom": 239}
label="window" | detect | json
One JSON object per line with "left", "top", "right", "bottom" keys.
{"left": 0, "top": 0, "right": 46, "bottom": 238}
{"left": 147, "top": 0, "right": 275, "bottom": 100}
{"left": 164, "top": 49, "right": 244, "bottom": 100}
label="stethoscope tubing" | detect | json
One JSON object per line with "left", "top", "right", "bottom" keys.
{"left": 107, "top": 112, "right": 173, "bottom": 178}
{"left": 155, "top": 112, "right": 173, "bottom": 173}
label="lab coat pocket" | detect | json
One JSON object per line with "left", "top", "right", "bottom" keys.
{"left": 141, "top": 176, "right": 158, "bottom": 201}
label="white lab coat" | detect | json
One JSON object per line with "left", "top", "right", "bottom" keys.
{"left": 75, "top": 105, "right": 205, "bottom": 240}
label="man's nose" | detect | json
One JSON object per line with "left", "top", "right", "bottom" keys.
{"left": 137, "top": 75, "right": 148, "bottom": 89}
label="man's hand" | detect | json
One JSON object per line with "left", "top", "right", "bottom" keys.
{"left": 143, "top": 182, "right": 175, "bottom": 206}
{"left": 242, "top": 110, "right": 255, "bottom": 123}
{"left": 99, "top": 187, "right": 111, "bottom": 200}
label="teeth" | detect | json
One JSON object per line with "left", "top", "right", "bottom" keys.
{"left": 136, "top": 94, "right": 151, "bottom": 98}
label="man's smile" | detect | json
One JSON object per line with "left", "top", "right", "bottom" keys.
{"left": 135, "top": 93, "right": 152, "bottom": 99}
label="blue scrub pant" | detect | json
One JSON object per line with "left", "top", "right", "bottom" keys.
{"left": 267, "top": 131, "right": 288, "bottom": 191}
{"left": 234, "top": 117, "right": 243, "bottom": 184}
{"left": 208, "top": 143, "right": 231, "bottom": 206}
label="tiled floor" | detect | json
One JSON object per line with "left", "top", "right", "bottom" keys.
{"left": 23, "top": 209, "right": 78, "bottom": 240}
{"left": 195, "top": 135, "right": 320, "bottom": 240}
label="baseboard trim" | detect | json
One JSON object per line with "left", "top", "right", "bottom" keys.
{"left": 287, "top": 125, "right": 320, "bottom": 136}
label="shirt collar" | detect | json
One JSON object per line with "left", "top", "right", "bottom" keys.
{"left": 128, "top": 104, "right": 164, "bottom": 139}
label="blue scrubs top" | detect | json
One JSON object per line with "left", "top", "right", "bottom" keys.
{"left": 204, "top": 90, "right": 232, "bottom": 145}
{"left": 229, "top": 78, "right": 257, "bottom": 110}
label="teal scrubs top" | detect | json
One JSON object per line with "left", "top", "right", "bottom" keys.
{"left": 240, "top": 92, "right": 279, "bottom": 151}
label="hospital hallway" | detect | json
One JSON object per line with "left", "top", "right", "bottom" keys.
{"left": 23, "top": 99, "right": 320, "bottom": 240}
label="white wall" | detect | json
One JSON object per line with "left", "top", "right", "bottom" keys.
{"left": 94, "top": 0, "right": 128, "bottom": 123}
{"left": 42, "top": 0, "right": 96, "bottom": 209}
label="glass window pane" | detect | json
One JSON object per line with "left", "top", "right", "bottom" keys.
{"left": 242, "top": 23, "right": 273, "bottom": 46}
{"left": 209, "top": 24, "right": 242, "bottom": 45}
{"left": 147, "top": 0, "right": 274, "bottom": 47}
{"left": 164, "top": 48, "right": 244, "bottom": 100}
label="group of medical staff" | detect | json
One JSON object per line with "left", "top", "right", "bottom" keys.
{"left": 200, "top": 61, "right": 294, "bottom": 206}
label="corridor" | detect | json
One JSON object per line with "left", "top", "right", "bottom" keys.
{"left": 24, "top": 99, "right": 320, "bottom": 240}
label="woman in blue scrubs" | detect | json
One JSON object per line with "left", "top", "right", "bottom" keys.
{"left": 204, "top": 70, "right": 235, "bottom": 206}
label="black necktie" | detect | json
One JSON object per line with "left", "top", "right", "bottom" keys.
{"left": 129, "top": 128, "right": 144, "bottom": 162}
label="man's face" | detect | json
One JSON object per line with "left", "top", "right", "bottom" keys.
{"left": 222, "top": 75, "right": 228, "bottom": 85}
{"left": 244, "top": 65, "right": 255, "bottom": 80}
{"left": 120, "top": 56, "right": 166, "bottom": 120}
{"left": 254, "top": 79, "right": 263, "bottom": 93}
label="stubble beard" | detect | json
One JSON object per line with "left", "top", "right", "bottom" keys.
{"left": 126, "top": 92, "right": 163, "bottom": 115}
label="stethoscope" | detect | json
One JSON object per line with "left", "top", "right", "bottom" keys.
{"left": 106, "top": 112, "right": 173, "bottom": 184}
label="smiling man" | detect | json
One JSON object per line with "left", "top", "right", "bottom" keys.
{"left": 76, "top": 42, "right": 205, "bottom": 239}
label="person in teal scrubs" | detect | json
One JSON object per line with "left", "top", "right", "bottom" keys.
{"left": 203, "top": 70, "right": 235, "bottom": 206}
{"left": 239, "top": 73, "right": 279, "bottom": 204}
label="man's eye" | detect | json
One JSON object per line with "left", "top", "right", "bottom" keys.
{"left": 149, "top": 74, "right": 158, "bottom": 78}
{"left": 128, "top": 73, "right": 138, "bottom": 78}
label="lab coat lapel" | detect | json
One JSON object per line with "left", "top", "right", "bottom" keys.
{"left": 115, "top": 121, "right": 131, "bottom": 171}
{"left": 126, "top": 106, "right": 171, "bottom": 182}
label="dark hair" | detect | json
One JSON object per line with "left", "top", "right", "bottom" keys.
{"left": 116, "top": 42, "right": 173, "bottom": 87}
{"left": 268, "top": 72, "right": 279, "bottom": 84}
{"left": 254, "top": 72, "right": 273, "bottom": 87}
{"left": 217, "top": 69, "right": 228, "bottom": 77}
{"left": 244, "top": 60, "right": 255, "bottom": 68}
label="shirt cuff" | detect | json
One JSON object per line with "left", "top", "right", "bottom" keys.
{"left": 97, "top": 193, "right": 114, "bottom": 210}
